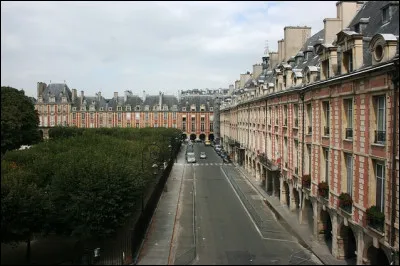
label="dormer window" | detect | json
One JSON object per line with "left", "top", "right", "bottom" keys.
{"left": 117, "top": 106, "right": 122, "bottom": 111}
{"left": 191, "top": 105, "right": 196, "bottom": 112}
{"left": 144, "top": 105, "right": 149, "bottom": 111}
{"left": 135, "top": 105, "right": 141, "bottom": 111}
{"left": 89, "top": 105, "right": 95, "bottom": 111}
{"left": 100, "top": 107, "right": 104, "bottom": 111}
{"left": 38, "top": 96, "right": 43, "bottom": 103}
{"left": 172, "top": 105, "right": 178, "bottom": 111}
{"left": 72, "top": 107, "right": 77, "bottom": 111}
{"left": 382, "top": 6, "right": 389, "bottom": 23}
{"left": 126, "top": 105, "right": 131, "bottom": 111}
{"left": 163, "top": 105, "right": 168, "bottom": 111}
{"left": 108, "top": 107, "right": 112, "bottom": 111}
{"left": 50, "top": 96, "right": 55, "bottom": 103}
{"left": 343, "top": 51, "right": 353, "bottom": 73}
{"left": 182, "top": 107, "right": 186, "bottom": 112}
{"left": 200, "top": 105, "right": 205, "bottom": 112}
{"left": 80, "top": 106, "right": 86, "bottom": 111}
{"left": 210, "top": 107, "right": 213, "bottom": 111}
{"left": 62, "top": 96, "right": 67, "bottom": 103}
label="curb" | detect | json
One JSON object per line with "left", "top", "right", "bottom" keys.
{"left": 234, "top": 164, "right": 329, "bottom": 265}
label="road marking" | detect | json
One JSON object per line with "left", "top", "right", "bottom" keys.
{"left": 220, "top": 167, "right": 297, "bottom": 243}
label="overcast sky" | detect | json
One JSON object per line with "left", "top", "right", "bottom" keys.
{"left": 1, "top": 1, "right": 337, "bottom": 99}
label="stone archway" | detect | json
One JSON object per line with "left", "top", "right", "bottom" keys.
{"left": 337, "top": 224, "right": 357, "bottom": 263}
{"left": 208, "top": 134, "right": 214, "bottom": 141}
{"left": 301, "top": 197, "right": 314, "bottom": 234}
{"left": 190, "top": 134, "right": 196, "bottom": 141}
{"left": 292, "top": 187, "right": 300, "bottom": 213}
{"left": 318, "top": 209, "right": 333, "bottom": 254}
{"left": 364, "top": 245, "right": 390, "bottom": 265}
{"left": 199, "top": 134, "right": 206, "bottom": 141}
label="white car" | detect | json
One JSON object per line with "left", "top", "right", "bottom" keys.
{"left": 187, "top": 153, "right": 196, "bottom": 163}
{"left": 200, "top": 152, "right": 207, "bottom": 159}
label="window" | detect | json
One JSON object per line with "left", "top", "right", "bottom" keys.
{"left": 200, "top": 105, "right": 205, "bottom": 112}
{"left": 275, "top": 106, "right": 279, "bottom": 125}
{"left": 323, "top": 60, "right": 329, "bottom": 79}
{"left": 164, "top": 112, "right": 168, "bottom": 120}
{"left": 375, "top": 161, "right": 385, "bottom": 212}
{"left": 126, "top": 113, "right": 131, "bottom": 120}
{"left": 307, "top": 103, "right": 312, "bottom": 134}
{"left": 135, "top": 105, "right": 141, "bottom": 111}
{"left": 294, "top": 104, "right": 299, "bottom": 127}
{"left": 135, "top": 112, "right": 140, "bottom": 120}
{"left": 382, "top": 6, "right": 389, "bottom": 23}
{"left": 284, "top": 137, "right": 288, "bottom": 168}
{"left": 343, "top": 51, "right": 353, "bottom": 73}
{"left": 117, "top": 106, "right": 122, "bottom": 111}
{"left": 117, "top": 112, "right": 121, "bottom": 121}
{"left": 201, "top": 117, "right": 205, "bottom": 132}
{"left": 81, "top": 106, "right": 86, "bottom": 111}
{"left": 294, "top": 140, "right": 298, "bottom": 174}
{"left": 268, "top": 107, "right": 272, "bottom": 124}
{"left": 173, "top": 123, "right": 177, "bottom": 128}
{"left": 346, "top": 153, "right": 353, "bottom": 196}
{"left": 108, "top": 107, "right": 112, "bottom": 111}
{"left": 323, "top": 101, "right": 330, "bottom": 136}
{"left": 144, "top": 105, "right": 149, "bottom": 111}
{"left": 154, "top": 112, "right": 158, "bottom": 120}
{"left": 126, "top": 106, "right": 131, "bottom": 111}
{"left": 182, "top": 117, "right": 187, "bottom": 131}
{"left": 90, "top": 105, "right": 95, "bottom": 111}
{"left": 210, "top": 122, "right": 213, "bottom": 132}
{"left": 72, "top": 107, "right": 77, "bottom": 111}
{"left": 90, "top": 113, "right": 94, "bottom": 120}
{"left": 164, "top": 123, "right": 167, "bottom": 128}
{"left": 191, "top": 105, "right": 196, "bottom": 112}
{"left": 375, "top": 95, "right": 386, "bottom": 144}
{"left": 324, "top": 148, "right": 329, "bottom": 184}
{"left": 145, "top": 113, "right": 149, "bottom": 120}
{"left": 173, "top": 112, "right": 177, "bottom": 119}
{"left": 191, "top": 117, "right": 195, "bottom": 132}
{"left": 100, "top": 107, "right": 104, "bottom": 111}
{"left": 210, "top": 107, "right": 213, "bottom": 111}
{"left": 50, "top": 96, "right": 55, "bottom": 103}
{"left": 72, "top": 113, "right": 76, "bottom": 119}
{"left": 127, "top": 122, "right": 131, "bottom": 127}
{"left": 283, "top": 105, "right": 288, "bottom": 126}
{"left": 136, "top": 123, "right": 140, "bottom": 128}
{"left": 182, "top": 107, "right": 186, "bottom": 112}
{"left": 344, "top": 99, "right": 353, "bottom": 139}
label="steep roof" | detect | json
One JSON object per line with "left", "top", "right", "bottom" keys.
{"left": 42, "top": 83, "right": 72, "bottom": 103}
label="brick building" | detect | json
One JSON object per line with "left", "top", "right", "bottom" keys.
{"left": 220, "top": 1, "right": 399, "bottom": 264}
{"left": 35, "top": 85, "right": 227, "bottom": 142}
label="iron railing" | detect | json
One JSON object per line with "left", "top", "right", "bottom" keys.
{"left": 374, "top": 130, "right": 386, "bottom": 144}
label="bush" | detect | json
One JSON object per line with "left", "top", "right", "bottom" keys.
{"left": 366, "top": 206, "right": 385, "bottom": 232}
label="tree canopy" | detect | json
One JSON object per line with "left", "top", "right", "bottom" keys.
{"left": 1, "top": 86, "right": 41, "bottom": 154}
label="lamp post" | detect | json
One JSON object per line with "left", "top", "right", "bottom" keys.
{"left": 141, "top": 142, "right": 161, "bottom": 212}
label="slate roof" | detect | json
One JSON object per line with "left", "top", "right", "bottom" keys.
{"left": 41, "top": 83, "right": 72, "bottom": 103}
{"left": 179, "top": 95, "right": 215, "bottom": 111}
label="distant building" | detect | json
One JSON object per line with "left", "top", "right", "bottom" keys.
{"left": 35, "top": 84, "right": 228, "bottom": 142}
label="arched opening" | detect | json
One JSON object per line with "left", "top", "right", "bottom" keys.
{"left": 253, "top": 160, "right": 256, "bottom": 177}
{"left": 292, "top": 188, "right": 300, "bottom": 213}
{"left": 366, "top": 246, "right": 389, "bottom": 265}
{"left": 283, "top": 181, "right": 290, "bottom": 208}
{"left": 273, "top": 173, "right": 280, "bottom": 198}
{"left": 301, "top": 198, "right": 314, "bottom": 233}
{"left": 338, "top": 224, "right": 357, "bottom": 263}
{"left": 208, "top": 134, "right": 214, "bottom": 141}
{"left": 199, "top": 134, "right": 206, "bottom": 141}
{"left": 190, "top": 134, "right": 196, "bottom": 141}
{"left": 318, "top": 209, "right": 333, "bottom": 254}
{"left": 266, "top": 170, "right": 273, "bottom": 195}
{"left": 261, "top": 166, "right": 266, "bottom": 187}
{"left": 181, "top": 134, "right": 187, "bottom": 140}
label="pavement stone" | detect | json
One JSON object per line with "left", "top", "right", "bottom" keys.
{"left": 234, "top": 163, "right": 349, "bottom": 266}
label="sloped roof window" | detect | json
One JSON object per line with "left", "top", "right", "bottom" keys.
{"left": 126, "top": 105, "right": 131, "bottom": 111}
{"left": 144, "top": 105, "right": 149, "bottom": 111}
{"left": 135, "top": 105, "right": 141, "bottom": 111}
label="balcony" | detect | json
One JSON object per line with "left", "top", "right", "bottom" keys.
{"left": 345, "top": 128, "right": 353, "bottom": 139}
{"left": 294, "top": 118, "right": 299, "bottom": 128}
{"left": 257, "top": 153, "right": 279, "bottom": 171}
{"left": 374, "top": 130, "right": 386, "bottom": 144}
{"left": 324, "top": 126, "right": 330, "bottom": 136}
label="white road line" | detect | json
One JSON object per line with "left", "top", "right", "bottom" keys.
{"left": 220, "top": 167, "right": 297, "bottom": 243}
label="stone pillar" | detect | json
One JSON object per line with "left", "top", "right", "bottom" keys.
{"left": 331, "top": 213, "right": 339, "bottom": 258}
{"left": 356, "top": 230, "right": 364, "bottom": 265}
{"left": 280, "top": 178, "right": 286, "bottom": 205}
{"left": 289, "top": 183, "right": 297, "bottom": 211}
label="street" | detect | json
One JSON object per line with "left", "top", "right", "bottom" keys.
{"left": 171, "top": 143, "right": 322, "bottom": 265}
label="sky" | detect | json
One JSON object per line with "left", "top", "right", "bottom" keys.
{"left": 1, "top": 1, "right": 337, "bottom": 99}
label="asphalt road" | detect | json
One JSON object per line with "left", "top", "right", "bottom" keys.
{"left": 172, "top": 143, "right": 322, "bottom": 265}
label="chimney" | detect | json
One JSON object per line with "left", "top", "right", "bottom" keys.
{"left": 142, "top": 90, "right": 146, "bottom": 102}
{"left": 98, "top": 91, "right": 101, "bottom": 101}
{"left": 114, "top": 92, "right": 118, "bottom": 99}
{"left": 253, "top": 64, "right": 263, "bottom": 78}
{"left": 356, "top": 18, "right": 369, "bottom": 34}
{"left": 72, "top": 89, "right": 77, "bottom": 102}
{"left": 240, "top": 73, "right": 251, "bottom": 88}
{"left": 159, "top": 91, "right": 162, "bottom": 108}
{"left": 229, "top": 84, "right": 234, "bottom": 95}
{"left": 124, "top": 90, "right": 130, "bottom": 102}
{"left": 278, "top": 39, "right": 285, "bottom": 63}
{"left": 37, "top": 82, "right": 46, "bottom": 97}
{"left": 269, "top": 52, "right": 279, "bottom": 70}
{"left": 324, "top": 18, "right": 342, "bottom": 44}
{"left": 235, "top": 80, "right": 240, "bottom": 90}
{"left": 80, "top": 90, "right": 84, "bottom": 105}
{"left": 336, "top": 1, "right": 359, "bottom": 30}
{"left": 284, "top": 26, "right": 311, "bottom": 62}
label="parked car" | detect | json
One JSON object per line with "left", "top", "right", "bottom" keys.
{"left": 200, "top": 152, "right": 207, "bottom": 159}
{"left": 204, "top": 140, "right": 211, "bottom": 146}
{"left": 187, "top": 153, "right": 196, "bottom": 163}
{"left": 214, "top": 145, "right": 222, "bottom": 152}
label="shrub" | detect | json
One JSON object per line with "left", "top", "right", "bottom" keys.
{"left": 366, "top": 206, "right": 385, "bottom": 232}
{"left": 318, "top": 181, "right": 329, "bottom": 198}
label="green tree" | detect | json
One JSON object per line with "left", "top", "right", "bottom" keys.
{"left": 1, "top": 86, "right": 41, "bottom": 154}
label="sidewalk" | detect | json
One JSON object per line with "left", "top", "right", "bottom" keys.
{"left": 136, "top": 145, "right": 187, "bottom": 265}
{"left": 234, "top": 163, "right": 348, "bottom": 266}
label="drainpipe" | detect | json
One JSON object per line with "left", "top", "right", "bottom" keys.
{"left": 390, "top": 59, "right": 399, "bottom": 264}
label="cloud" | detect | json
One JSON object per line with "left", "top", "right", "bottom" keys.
{"left": 1, "top": 1, "right": 337, "bottom": 98}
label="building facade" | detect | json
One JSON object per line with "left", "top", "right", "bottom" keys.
{"left": 35, "top": 86, "right": 227, "bottom": 141}
{"left": 220, "top": 1, "right": 399, "bottom": 265}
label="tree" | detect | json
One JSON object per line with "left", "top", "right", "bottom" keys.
{"left": 1, "top": 86, "right": 41, "bottom": 154}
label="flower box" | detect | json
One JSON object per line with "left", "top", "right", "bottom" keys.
{"left": 302, "top": 174, "right": 311, "bottom": 189}
{"left": 318, "top": 181, "right": 329, "bottom": 199}
{"left": 366, "top": 206, "right": 385, "bottom": 232}
{"left": 339, "top": 192, "right": 353, "bottom": 214}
